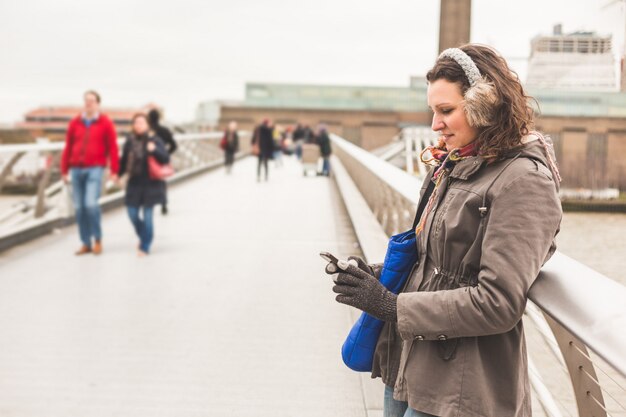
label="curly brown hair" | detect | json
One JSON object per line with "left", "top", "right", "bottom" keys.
{"left": 426, "top": 44, "right": 536, "bottom": 160}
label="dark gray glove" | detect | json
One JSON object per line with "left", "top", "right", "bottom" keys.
{"left": 332, "top": 261, "right": 398, "bottom": 322}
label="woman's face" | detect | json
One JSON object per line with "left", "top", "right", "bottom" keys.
{"left": 133, "top": 116, "right": 149, "bottom": 135}
{"left": 427, "top": 79, "right": 478, "bottom": 151}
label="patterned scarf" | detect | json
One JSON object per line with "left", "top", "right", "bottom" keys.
{"left": 127, "top": 133, "right": 148, "bottom": 177}
{"left": 415, "top": 138, "right": 479, "bottom": 235}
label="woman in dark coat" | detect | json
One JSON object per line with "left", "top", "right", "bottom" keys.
{"left": 316, "top": 124, "right": 332, "bottom": 176}
{"left": 147, "top": 108, "right": 177, "bottom": 215}
{"left": 222, "top": 121, "right": 239, "bottom": 174}
{"left": 119, "top": 113, "right": 170, "bottom": 256}
{"left": 252, "top": 119, "right": 274, "bottom": 182}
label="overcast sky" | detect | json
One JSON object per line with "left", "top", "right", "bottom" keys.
{"left": 0, "top": 0, "right": 623, "bottom": 124}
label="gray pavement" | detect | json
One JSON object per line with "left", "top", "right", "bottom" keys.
{"left": 0, "top": 156, "right": 380, "bottom": 416}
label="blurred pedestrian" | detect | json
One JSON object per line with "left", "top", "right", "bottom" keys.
{"left": 316, "top": 124, "right": 332, "bottom": 176}
{"left": 221, "top": 121, "right": 239, "bottom": 174}
{"left": 148, "top": 108, "right": 177, "bottom": 215}
{"left": 293, "top": 123, "right": 305, "bottom": 159}
{"left": 61, "top": 90, "right": 119, "bottom": 256}
{"left": 273, "top": 123, "right": 284, "bottom": 167}
{"left": 251, "top": 119, "right": 274, "bottom": 182}
{"left": 119, "top": 113, "right": 170, "bottom": 256}
{"left": 283, "top": 126, "right": 294, "bottom": 155}
{"left": 303, "top": 124, "right": 314, "bottom": 144}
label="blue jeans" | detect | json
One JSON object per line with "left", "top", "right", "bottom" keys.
{"left": 70, "top": 167, "right": 104, "bottom": 247}
{"left": 295, "top": 141, "right": 303, "bottom": 160}
{"left": 384, "top": 386, "right": 437, "bottom": 417}
{"left": 273, "top": 149, "right": 282, "bottom": 166}
{"left": 127, "top": 206, "right": 154, "bottom": 253}
{"left": 321, "top": 157, "right": 330, "bottom": 175}
{"left": 257, "top": 156, "right": 269, "bottom": 180}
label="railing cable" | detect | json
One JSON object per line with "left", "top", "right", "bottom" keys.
{"left": 572, "top": 343, "right": 626, "bottom": 395}
{"left": 579, "top": 365, "right": 626, "bottom": 413}
{"left": 587, "top": 389, "right": 613, "bottom": 416}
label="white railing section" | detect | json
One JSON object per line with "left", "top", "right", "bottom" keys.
{"left": 0, "top": 132, "right": 250, "bottom": 238}
{"left": 402, "top": 126, "right": 439, "bottom": 176}
{"left": 330, "top": 133, "right": 626, "bottom": 417}
{"left": 329, "top": 134, "right": 422, "bottom": 237}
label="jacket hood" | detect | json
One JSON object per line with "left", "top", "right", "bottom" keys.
{"left": 518, "top": 134, "right": 554, "bottom": 167}
{"left": 516, "top": 133, "right": 561, "bottom": 190}
{"left": 449, "top": 132, "right": 561, "bottom": 191}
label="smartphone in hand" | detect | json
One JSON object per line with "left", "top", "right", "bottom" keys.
{"left": 320, "top": 251, "right": 339, "bottom": 274}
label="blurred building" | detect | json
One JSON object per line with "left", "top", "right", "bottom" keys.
{"left": 13, "top": 104, "right": 161, "bottom": 142}
{"left": 243, "top": 82, "right": 426, "bottom": 112}
{"left": 523, "top": 25, "right": 626, "bottom": 191}
{"left": 198, "top": 81, "right": 431, "bottom": 150}
{"left": 196, "top": 100, "right": 242, "bottom": 131}
{"left": 532, "top": 89, "right": 626, "bottom": 191}
{"left": 526, "top": 25, "right": 617, "bottom": 92}
{"left": 197, "top": 55, "right": 626, "bottom": 190}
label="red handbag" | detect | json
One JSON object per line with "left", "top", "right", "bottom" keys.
{"left": 147, "top": 156, "right": 175, "bottom": 180}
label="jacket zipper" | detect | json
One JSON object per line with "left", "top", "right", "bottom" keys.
{"left": 79, "top": 124, "right": 91, "bottom": 167}
{"left": 393, "top": 259, "right": 424, "bottom": 391}
{"left": 395, "top": 264, "right": 443, "bottom": 391}
{"left": 395, "top": 174, "right": 443, "bottom": 392}
{"left": 387, "top": 260, "right": 419, "bottom": 384}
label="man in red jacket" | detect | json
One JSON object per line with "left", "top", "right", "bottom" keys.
{"left": 61, "top": 90, "right": 119, "bottom": 255}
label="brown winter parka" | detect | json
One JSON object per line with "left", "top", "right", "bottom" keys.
{"left": 372, "top": 134, "right": 563, "bottom": 417}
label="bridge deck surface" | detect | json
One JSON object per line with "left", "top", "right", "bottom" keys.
{"left": 0, "top": 157, "right": 378, "bottom": 416}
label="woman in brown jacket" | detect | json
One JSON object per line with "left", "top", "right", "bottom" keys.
{"left": 328, "top": 44, "right": 562, "bottom": 417}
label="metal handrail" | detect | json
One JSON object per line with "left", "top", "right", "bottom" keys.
{"left": 0, "top": 131, "right": 226, "bottom": 154}
{"left": 330, "top": 133, "right": 423, "bottom": 205}
{"left": 531, "top": 252, "right": 626, "bottom": 376}
{"left": 330, "top": 133, "right": 626, "bottom": 417}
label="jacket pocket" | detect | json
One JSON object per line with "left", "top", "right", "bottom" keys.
{"left": 437, "top": 338, "right": 460, "bottom": 361}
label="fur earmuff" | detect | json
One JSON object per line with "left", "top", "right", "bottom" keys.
{"left": 463, "top": 78, "right": 498, "bottom": 128}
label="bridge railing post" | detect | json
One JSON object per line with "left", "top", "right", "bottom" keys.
{"left": 543, "top": 313, "right": 607, "bottom": 417}
{"left": 0, "top": 151, "right": 26, "bottom": 194}
{"left": 34, "top": 151, "right": 61, "bottom": 218}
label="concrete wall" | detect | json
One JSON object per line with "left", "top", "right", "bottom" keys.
{"left": 608, "top": 131, "right": 626, "bottom": 190}
{"left": 561, "top": 130, "right": 589, "bottom": 188}
{"left": 536, "top": 115, "right": 626, "bottom": 190}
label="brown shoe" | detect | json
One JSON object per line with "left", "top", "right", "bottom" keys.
{"left": 93, "top": 240, "right": 102, "bottom": 255}
{"left": 75, "top": 245, "right": 92, "bottom": 256}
